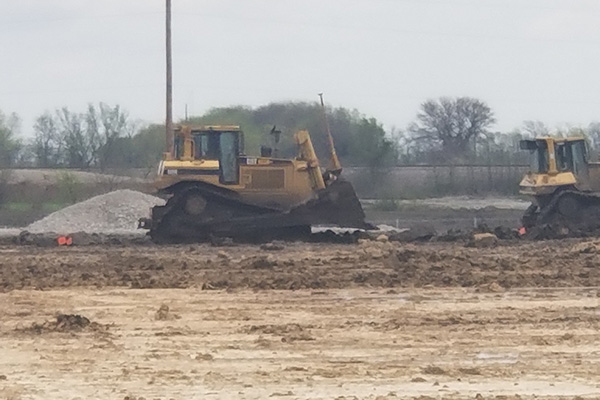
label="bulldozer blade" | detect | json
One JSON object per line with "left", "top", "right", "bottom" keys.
{"left": 292, "top": 178, "right": 375, "bottom": 230}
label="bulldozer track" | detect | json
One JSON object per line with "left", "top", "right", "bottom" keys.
{"left": 148, "top": 179, "right": 371, "bottom": 244}
{"left": 525, "top": 190, "right": 600, "bottom": 239}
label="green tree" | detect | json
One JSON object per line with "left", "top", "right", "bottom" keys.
{"left": 28, "top": 101, "right": 397, "bottom": 170}
{"left": 348, "top": 117, "right": 397, "bottom": 167}
{"left": 132, "top": 124, "right": 165, "bottom": 168}
{"left": 188, "top": 102, "right": 397, "bottom": 167}
{"left": 105, "top": 123, "right": 165, "bottom": 170}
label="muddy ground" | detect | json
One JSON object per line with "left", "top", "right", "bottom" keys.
{"left": 2, "top": 239, "right": 600, "bottom": 399}
{"left": 1, "top": 239, "right": 599, "bottom": 292}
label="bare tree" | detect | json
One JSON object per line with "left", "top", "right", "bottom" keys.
{"left": 85, "top": 103, "right": 132, "bottom": 170}
{"left": 408, "top": 97, "right": 496, "bottom": 160}
{"left": 0, "top": 111, "right": 21, "bottom": 167}
{"left": 587, "top": 122, "right": 600, "bottom": 149}
{"left": 33, "top": 112, "right": 61, "bottom": 167}
{"left": 46, "top": 103, "right": 133, "bottom": 169}
{"left": 83, "top": 104, "right": 103, "bottom": 166}
{"left": 56, "top": 107, "right": 93, "bottom": 168}
{"left": 521, "top": 120, "right": 549, "bottom": 137}
{"left": 100, "top": 103, "right": 131, "bottom": 170}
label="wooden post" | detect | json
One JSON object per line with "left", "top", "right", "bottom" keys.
{"left": 165, "top": 0, "right": 174, "bottom": 157}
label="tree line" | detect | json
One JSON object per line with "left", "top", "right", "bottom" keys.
{"left": 2, "top": 97, "right": 600, "bottom": 170}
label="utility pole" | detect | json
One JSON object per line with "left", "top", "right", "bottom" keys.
{"left": 165, "top": 0, "right": 174, "bottom": 157}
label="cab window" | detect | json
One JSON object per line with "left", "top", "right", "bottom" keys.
{"left": 570, "top": 141, "right": 588, "bottom": 177}
{"left": 219, "top": 131, "right": 239, "bottom": 184}
{"left": 174, "top": 136, "right": 183, "bottom": 159}
{"left": 192, "top": 132, "right": 220, "bottom": 160}
{"left": 555, "top": 143, "right": 573, "bottom": 172}
{"left": 529, "top": 141, "right": 548, "bottom": 173}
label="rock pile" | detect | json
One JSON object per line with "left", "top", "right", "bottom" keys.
{"left": 26, "top": 189, "right": 164, "bottom": 234}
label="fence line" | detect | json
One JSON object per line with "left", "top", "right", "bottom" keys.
{"left": 344, "top": 165, "right": 528, "bottom": 198}
{"left": 0, "top": 165, "right": 530, "bottom": 200}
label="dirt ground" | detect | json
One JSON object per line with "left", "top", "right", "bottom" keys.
{"left": 2, "top": 239, "right": 600, "bottom": 399}
{"left": 3, "top": 239, "right": 600, "bottom": 291}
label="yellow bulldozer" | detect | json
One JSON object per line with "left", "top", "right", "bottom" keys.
{"left": 139, "top": 124, "right": 371, "bottom": 243}
{"left": 140, "top": 4, "right": 369, "bottom": 243}
{"left": 519, "top": 136, "right": 600, "bottom": 234}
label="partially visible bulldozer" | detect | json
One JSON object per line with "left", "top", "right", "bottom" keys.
{"left": 139, "top": 124, "right": 372, "bottom": 243}
{"left": 519, "top": 136, "right": 600, "bottom": 235}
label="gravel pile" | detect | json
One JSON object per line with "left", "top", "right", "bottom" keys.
{"left": 27, "top": 189, "right": 164, "bottom": 234}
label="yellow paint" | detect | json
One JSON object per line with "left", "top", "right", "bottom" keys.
{"left": 153, "top": 125, "right": 328, "bottom": 210}
{"left": 519, "top": 172, "right": 577, "bottom": 196}
{"left": 519, "top": 136, "right": 585, "bottom": 198}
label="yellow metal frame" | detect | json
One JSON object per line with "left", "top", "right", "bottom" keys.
{"left": 153, "top": 125, "right": 326, "bottom": 209}
{"left": 519, "top": 171, "right": 577, "bottom": 196}
{"left": 294, "top": 130, "right": 326, "bottom": 190}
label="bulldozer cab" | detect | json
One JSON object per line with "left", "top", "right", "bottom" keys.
{"left": 520, "top": 137, "right": 588, "bottom": 178}
{"left": 519, "top": 137, "right": 595, "bottom": 198}
{"left": 172, "top": 125, "right": 242, "bottom": 184}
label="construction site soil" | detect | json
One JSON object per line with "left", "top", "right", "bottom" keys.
{"left": 2, "top": 239, "right": 600, "bottom": 399}
{"left": 2, "top": 239, "right": 600, "bottom": 291}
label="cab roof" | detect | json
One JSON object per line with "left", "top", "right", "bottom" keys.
{"left": 175, "top": 124, "right": 241, "bottom": 132}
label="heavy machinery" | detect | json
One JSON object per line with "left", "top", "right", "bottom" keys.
{"left": 140, "top": 3, "right": 369, "bottom": 243}
{"left": 139, "top": 124, "right": 372, "bottom": 243}
{"left": 519, "top": 136, "right": 600, "bottom": 235}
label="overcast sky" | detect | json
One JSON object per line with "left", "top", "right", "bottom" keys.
{"left": 1, "top": 0, "right": 600, "bottom": 136}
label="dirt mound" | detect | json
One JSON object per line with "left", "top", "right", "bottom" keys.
{"left": 154, "top": 304, "right": 180, "bottom": 321}
{"left": 21, "top": 314, "right": 106, "bottom": 334}
{"left": 26, "top": 190, "right": 164, "bottom": 234}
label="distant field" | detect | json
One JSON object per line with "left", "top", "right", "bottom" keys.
{"left": 4, "top": 202, "right": 65, "bottom": 212}
{"left": 0, "top": 169, "right": 152, "bottom": 227}
{"left": 0, "top": 203, "right": 68, "bottom": 227}
{"left": 345, "top": 165, "right": 527, "bottom": 198}
{"left": 0, "top": 166, "right": 528, "bottom": 227}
